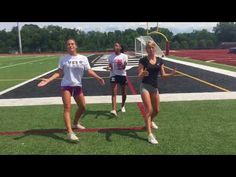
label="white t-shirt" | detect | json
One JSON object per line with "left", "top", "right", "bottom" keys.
{"left": 108, "top": 53, "right": 128, "bottom": 77}
{"left": 58, "top": 54, "right": 91, "bottom": 87}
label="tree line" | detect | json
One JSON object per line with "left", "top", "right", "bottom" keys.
{"left": 0, "top": 22, "right": 236, "bottom": 53}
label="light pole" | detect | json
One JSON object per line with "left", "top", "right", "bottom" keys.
{"left": 17, "top": 22, "right": 22, "bottom": 54}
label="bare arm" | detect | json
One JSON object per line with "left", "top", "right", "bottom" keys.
{"left": 37, "top": 69, "right": 63, "bottom": 87}
{"left": 160, "top": 64, "right": 176, "bottom": 78}
{"left": 122, "top": 56, "right": 128, "bottom": 69}
{"left": 87, "top": 69, "right": 105, "bottom": 85}
{"left": 138, "top": 63, "right": 149, "bottom": 79}
{"left": 103, "top": 63, "right": 112, "bottom": 71}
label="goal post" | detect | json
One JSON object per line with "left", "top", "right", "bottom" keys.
{"left": 145, "top": 22, "right": 170, "bottom": 56}
{"left": 134, "top": 36, "right": 165, "bottom": 57}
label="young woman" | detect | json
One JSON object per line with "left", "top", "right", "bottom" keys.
{"left": 37, "top": 39, "right": 105, "bottom": 141}
{"left": 138, "top": 40, "right": 176, "bottom": 144}
{"left": 106, "top": 43, "right": 128, "bottom": 116}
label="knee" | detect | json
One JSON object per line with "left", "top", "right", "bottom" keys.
{"left": 157, "top": 107, "right": 160, "bottom": 114}
{"left": 153, "top": 108, "right": 160, "bottom": 116}
{"left": 64, "top": 104, "right": 71, "bottom": 112}
{"left": 78, "top": 104, "right": 86, "bottom": 113}
{"left": 146, "top": 107, "right": 153, "bottom": 116}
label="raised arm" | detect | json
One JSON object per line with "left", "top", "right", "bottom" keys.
{"left": 37, "top": 69, "right": 63, "bottom": 87}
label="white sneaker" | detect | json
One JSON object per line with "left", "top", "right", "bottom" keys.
{"left": 121, "top": 106, "right": 126, "bottom": 113}
{"left": 67, "top": 132, "right": 79, "bottom": 141}
{"left": 151, "top": 121, "right": 158, "bottom": 129}
{"left": 148, "top": 134, "right": 158, "bottom": 144}
{"left": 110, "top": 110, "right": 117, "bottom": 116}
{"left": 73, "top": 123, "right": 86, "bottom": 130}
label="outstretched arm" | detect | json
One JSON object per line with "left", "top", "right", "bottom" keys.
{"left": 37, "top": 69, "right": 63, "bottom": 87}
{"left": 160, "top": 64, "right": 176, "bottom": 78}
{"left": 87, "top": 69, "right": 105, "bottom": 85}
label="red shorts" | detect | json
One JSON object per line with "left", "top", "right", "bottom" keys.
{"left": 61, "top": 86, "right": 83, "bottom": 97}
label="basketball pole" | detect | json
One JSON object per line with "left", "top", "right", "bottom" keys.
{"left": 17, "top": 22, "right": 22, "bottom": 54}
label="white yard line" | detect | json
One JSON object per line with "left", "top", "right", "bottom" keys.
{"left": 0, "top": 55, "right": 48, "bottom": 62}
{"left": 0, "top": 57, "right": 55, "bottom": 69}
{"left": 86, "top": 54, "right": 95, "bottom": 57}
{"left": 1, "top": 92, "right": 236, "bottom": 107}
{"left": 164, "top": 57, "right": 236, "bottom": 78}
{"left": 91, "top": 55, "right": 102, "bottom": 63}
{"left": 0, "top": 68, "right": 58, "bottom": 96}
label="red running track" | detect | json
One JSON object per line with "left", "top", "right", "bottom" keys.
{"left": 170, "top": 49, "right": 236, "bottom": 66}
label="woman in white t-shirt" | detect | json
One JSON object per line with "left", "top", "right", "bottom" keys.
{"left": 106, "top": 43, "right": 128, "bottom": 116}
{"left": 37, "top": 39, "right": 105, "bottom": 141}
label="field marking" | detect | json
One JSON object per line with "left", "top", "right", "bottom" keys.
{"left": 86, "top": 54, "right": 95, "bottom": 57}
{"left": 0, "top": 55, "right": 56, "bottom": 66}
{"left": 91, "top": 55, "right": 102, "bottom": 64}
{"left": 0, "top": 56, "right": 56, "bottom": 69}
{"left": 163, "top": 57, "right": 236, "bottom": 78}
{"left": 0, "top": 55, "right": 49, "bottom": 62}
{"left": 0, "top": 68, "right": 58, "bottom": 96}
{"left": 165, "top": 66, "right": 231, "bottom": 92}
{"left": 0, "top": 75, "right": 184, "bottom": 82}
{"left": 206, "top": 60, "right": 215, "bottom": 63}
{"left": 1, "top": 92, "right": 236, "bottom": 107}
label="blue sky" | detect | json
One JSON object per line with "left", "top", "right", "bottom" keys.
{"left": 0, "top": 22, "right": 217, "bottom": 34}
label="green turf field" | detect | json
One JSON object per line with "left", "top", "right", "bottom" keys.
{"left": 0, "top": 54, "right": 93, "bottom": 92}
{"left": 0, "top": 100, "right": 235, "bottom": 155}
{"left": 0, "top": 55, "right": 59, "bottom": 91}
{"left": 170, "top": 55, "right": 236, "bottom": 72}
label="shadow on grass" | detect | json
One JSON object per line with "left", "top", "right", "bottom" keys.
{"left": 13, "top": 129, "right": 78, "bottom": 144}
{"left": 81, "top": 109, "right": 121, "bottom": 119}
{"left": 11, "top": 127, "right": 147, "bottom": 144}
{"left": 98, "top": 129, "right": 147, "bottom": 143}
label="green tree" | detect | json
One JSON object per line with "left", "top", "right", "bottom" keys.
{"left": 198, "top": 39, "right": 207, "bottom": 49}
{"left": 213, "top": 22, "right": 236, "bottom": 43}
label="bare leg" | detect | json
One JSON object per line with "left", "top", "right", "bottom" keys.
{"left": 150, "top": 92, "right": 160, "bottom": 122}
{"left": 73, "top": 92, "right": 86, "bottom": 125}
{"left": 111, "top": 83, "right": 118, "bottom": 111}
{"left": 121, "top": 84, "right": 127, "bottom": 108}
{"left": 141, "top": 91, "right": 153, "bottom": 135}
{"left": 61, "top": 90, "right": 73, "bottom": 133}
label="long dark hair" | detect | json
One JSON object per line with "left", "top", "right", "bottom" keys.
{"left": 114, "top": 42, "right": 124, "bottom": 53}
{"left": 120, "top": 44, "right": 124, "bottom": 53}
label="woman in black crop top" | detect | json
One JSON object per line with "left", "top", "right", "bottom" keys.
{"left": 138, "top": 40, "right": 176, "bottom": 144}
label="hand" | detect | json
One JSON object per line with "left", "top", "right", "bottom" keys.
{"left": 171, "top": 68, "right": 177, "bottom": 75}
{"left": 98, "top": 77, "right": 105, "bottom": 86}
{"left": 103, "top": 66, "right": 111, "bottom": 71}
{"left": 37, "top": 78, "right": 49, "bottom": 87}
{"left": 142, "top": 69, "right": 149, "bottom": 77}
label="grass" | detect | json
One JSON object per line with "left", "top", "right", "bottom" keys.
{"left": 0, "top": 55, "right": 59, "bottom": 91}
{"left": 0, "top": 100, "right": 235, "bottom": 155}
{"left": 169, "top": 55, "right": 236, "bottom": 72}
{"left": 0, "top": 54, "right": 91, "bottom": 92}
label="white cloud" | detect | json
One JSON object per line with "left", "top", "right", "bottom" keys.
{"left": 0, "top": 22, "right": 218, "bottom": 34}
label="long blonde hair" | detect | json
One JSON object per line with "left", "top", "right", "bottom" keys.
{"left": 146, "top": 40, "right": 157, "bottom": 50}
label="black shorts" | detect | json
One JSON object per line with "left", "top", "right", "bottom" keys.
{"left": 110, "top": 75, "right": 127, "bottom": 86}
